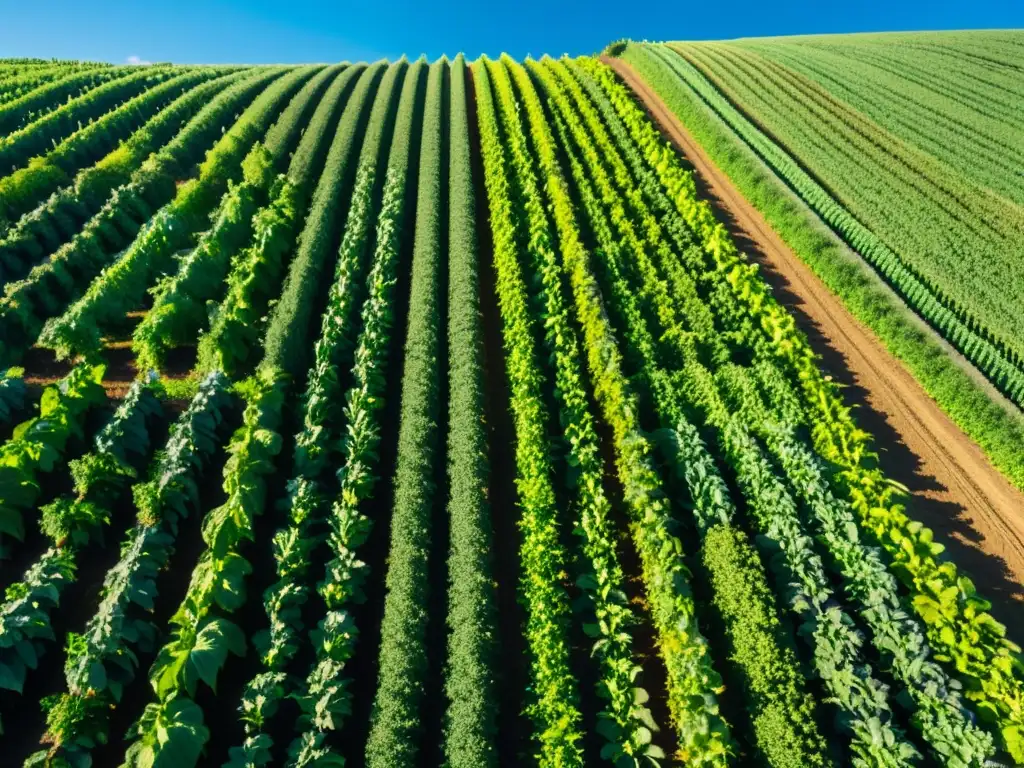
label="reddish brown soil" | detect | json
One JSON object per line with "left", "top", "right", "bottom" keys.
{"left": 18, "top": 307, "right": 196, "bottom": 401}
{"left": 605, "top": 56, "right": 1024, "bottom": 623}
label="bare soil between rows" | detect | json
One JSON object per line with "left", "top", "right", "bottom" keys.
{"left": 604, "top": 55, "right": 1024, "bottom": 625}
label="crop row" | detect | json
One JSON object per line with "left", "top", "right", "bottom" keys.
{"left": 223, "top": 59, "right": 393, "bottom": 767}
{"left": 31, "top": 373, "right": 235, "bottom": 767}
{"left": 487, "top": 56, "right": 664, "bottom": 766}
{"left": 440, "top": 53, "right": 500, "bottom": 768}
{"left": 135, "top": 63, "right": 353, "bottom": 374}
{"left": 0, "top": 66, "right": 234, "bottom": 227}
{"left": 0, "top": 66, "right": 132, "bottom": 136}
{"left": 472, "top": 57, "right": 585, "bottom": 767}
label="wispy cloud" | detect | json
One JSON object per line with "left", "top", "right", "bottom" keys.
{"left": 126, "top": 54, "right": 152, "bottom": 65}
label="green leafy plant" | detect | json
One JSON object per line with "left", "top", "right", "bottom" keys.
{"left": 472, "top": 57, "right": 586, "bottom": 768}
{"left": 489, "top": 56, "right": 662, "bottom": 767}
{"left": 441, "top": 53, "right": 500, "bottom": 768}
{"left": 134, "top": 64, "right": 353, "bottom": 373}
{"left": 583, "top": 55, "right": 1024, "bottom": 760}
{"left": 0, "top": 362, "right": 106, "bottom": 556}
{"left": 31, "top": 373, "right": 233, "bottom": 768}
{"left": 0, "top": 67, "right": 282, "bottom": 366}
{"left": 222, "top": 61, "right": 392, "bottom": 768}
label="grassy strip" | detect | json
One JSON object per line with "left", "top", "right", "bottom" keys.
{"left": 441, "top": 53, "right": 499, "bottom": 768}
{"left": 365, "top": 57, "right": 445, "bottom": 767}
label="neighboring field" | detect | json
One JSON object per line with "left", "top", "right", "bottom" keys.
{"left": 0, "top": 47, "right": 1022, "bottom": 768}
{"left": 614, "top": 34, "right": 1024, "bottom": 494}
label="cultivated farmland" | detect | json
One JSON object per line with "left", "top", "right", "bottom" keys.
{"left": 613, "top": 34, "right": 1024, "bottom": 492}
{"left": 0, "top": 42, "right": 1022, "bottom": 768}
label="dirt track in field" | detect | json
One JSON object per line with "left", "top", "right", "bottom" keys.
{"left": 604, "top": 55, "right": 1024, "bottom": 623}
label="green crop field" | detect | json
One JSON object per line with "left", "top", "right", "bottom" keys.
{"left": 615, "top": 33, "right": 1024, "bottom": 491}
{"left": 0, "top": 42, "right": 1021, "bottom": 768}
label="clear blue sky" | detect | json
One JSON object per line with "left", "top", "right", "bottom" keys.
{"left": 1, "top": 0, "right": 1021, "bottom": 64}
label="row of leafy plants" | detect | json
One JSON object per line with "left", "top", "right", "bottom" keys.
{"left": 0, "top": 377, "right": 162, "bottom": 719}
{"left": 471, "top": 57, "right": 587, "bottom": 767}
{"left": 439, "top": 53, "right": 500, "bottom": 768}
{"left": 489, "top": 56, "right": 666, "bottom": 766}
{"left": 364, "top": 57, "right": 446, "bottom": 767}
{"left": 30, "top": 373, "right": 235, "bottom": 768}
{"left": 0, "top": 66, "right": 230, "bottom": 227}
{"left": 121, "top": 371, "right": 284, "bottom": 767}
{"left": 0, "top": 363, "right": 106, "bottom": 558}
{"left": 286, "top": 57, "right": 423, "bottom": 768}
{"left": 221, "top": 58, "right": 396, "bottom": 768}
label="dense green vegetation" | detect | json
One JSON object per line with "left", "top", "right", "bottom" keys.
{"left": 664, "top": 36, "right": 1024, "bottom": 381}
{"left": 0, "top": 43, "right": 1020, "bottom": 768}
{"left": 613, "top": 38, "right": 1024, "bottom": 493}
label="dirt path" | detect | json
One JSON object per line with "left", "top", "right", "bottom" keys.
{"left": 604, "top": 56, "right": 1024, "bottom": 624}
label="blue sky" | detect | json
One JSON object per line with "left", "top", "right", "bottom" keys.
{"left": 1, "top": 0, "right": 1022, "bottom": 63}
